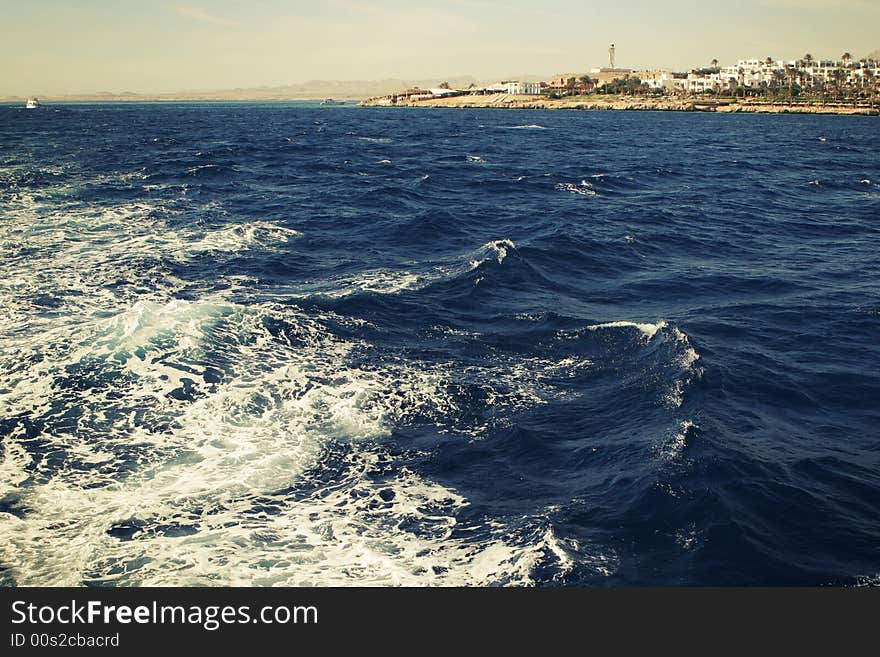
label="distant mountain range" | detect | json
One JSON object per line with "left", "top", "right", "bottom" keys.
{"left": 4, "top": 52, "right": 876, "bottom": 103}
{"left": 1, "top": 75, "right": 549, "bottom": 102}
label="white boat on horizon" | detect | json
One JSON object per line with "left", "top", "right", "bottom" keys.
{"left": 320, "top": 98, "right": 346, "bottom": 106}
{"left": 25, "top": 97, "right": 40, "bottom": 109}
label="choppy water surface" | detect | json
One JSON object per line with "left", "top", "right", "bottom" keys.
{"left": 1, "top": 102, "right": 878, "bottom": 586}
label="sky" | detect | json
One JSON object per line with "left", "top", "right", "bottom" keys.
{"left": 2, "top": 0, "right": 879, "bottom": 95}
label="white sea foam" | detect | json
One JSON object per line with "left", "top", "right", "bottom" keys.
{"left": 505, "top": 124, "right": 546, "bottom": 130}
{"left": 659, "top": 420, "right": 698, "bottom": 461}
{"left": 187, "top": 221, "right": 302, "bottom": 254}
{"left": 293, "top": 240, "right": 519, "bottom": 300}
{"left": 93, "top": 170, "right": 148, "bottom": 185}
{"left": 674, "top": 523, "right": 701, "bottom": 551}
{"left": 555, "top": 180, "right": 598, "bottom": 196}
{"left": 186, "top": 163, "right": 229, "bottom": 176}
{"left": 584, "top": 320, "right": 668, "bottom": 340}
{"left": 0, "top": 294, "right": 610, "bottom": 585}
{"left": 0, "top": 198, "right": 187, "bottom": 338}
{"left": 465, "top": 155, "right": 486, "bottom": 163}
{"left": 470, "top": 239, "right": 516, "bottom": 269}
{"left": 0, "top": 192, "right": 603, "bottom": 585}
{"left": 855, "top": 574, "right": 880, "bottom": 587}
{"left": 0, "top": 193, "right": 629, "bottom": 585}
{"left": 307, "top": 269, "right": 425, "bottom": 298}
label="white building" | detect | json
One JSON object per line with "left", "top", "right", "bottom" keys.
{"left": 850, "top": 63, "right": 880, "bottom": 87}
{"left": 637, "top": 56, "right": 879, "bottom": 96}
{"left": 426, "top": 88, "right": 460, "bottom": 98}
{"left": 636, "top": 70, "right": 675, "bottom": 91}
{"left": 502, "top": 80, "right": 541, "bottom": 95}
{"left": 677, "top": 72, "right": 734, "bottom": 93}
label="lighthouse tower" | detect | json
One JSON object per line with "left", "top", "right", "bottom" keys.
{"left": 609, "top": 43, "right": 616, "bottom": 69}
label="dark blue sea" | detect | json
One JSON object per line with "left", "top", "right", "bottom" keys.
{"left": 1, "top": 101, "right": 878, "bottom": 586}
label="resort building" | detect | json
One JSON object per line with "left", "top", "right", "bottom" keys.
{"left": 850, "top": 62, "right": 880, "bottom": 87}
{"left": 671, "top": 56, "right": 880, "bottom": 95}
{"left": 636, "top": 70, "right": 676, "bottom": 91}
{"left": 678, "top": 72, "right": 734, "bottom": 94}
{"left": 502, "top": 80, "right": 542, "bottom": 95}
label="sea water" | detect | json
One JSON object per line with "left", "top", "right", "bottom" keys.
{"left": 0, "top": 102, "right": 878, "bottom": 585}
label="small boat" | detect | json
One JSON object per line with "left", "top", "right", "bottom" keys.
{"left": 320, "top": 98, "right": 346, "bottom": 106}
{"left": 25, "top": 97, "right": 41, "bottom": 109}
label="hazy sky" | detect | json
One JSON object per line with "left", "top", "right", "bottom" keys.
{"left": 2, "top": 0, "right": 878, "bottom": 95}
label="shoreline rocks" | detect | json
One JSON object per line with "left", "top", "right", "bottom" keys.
{"left": 359, "top": 93, "right": 880, "bottom": 116}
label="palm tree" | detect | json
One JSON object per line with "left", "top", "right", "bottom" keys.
{"left": 804, "top": 72, "right": 814, "bottom": 93}
{"left": 710, "top": 58, "right": 719, "bottom": 70}
{"left": 814, "top": 78, "right": 828, "bottom": 104}
{"left": 831, "top": 69, "right": 846, "bottom": 100}
{"left": 804, "top": 53, "right": 814, "bottom": 66}
{"left": 771, "top": 69, "right": 785, "bottom": 98}
{"left": 865, "top": 69, "right": 876, "bottom": 108}
{"left": 783, "top": 63, "right": 795, "bottom": 100}
{"left": 842, "top": 52, "right": 852, "bottom": 67}
{"left": 765, "top": 56, "right": 773, "bottom": 66}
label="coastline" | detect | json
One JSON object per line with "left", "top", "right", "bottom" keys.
{"left": 359, "top": 93, "right": 880, "bottom": 116}
{"left": 1, "top": 96, "right": 363, "bottom": 104}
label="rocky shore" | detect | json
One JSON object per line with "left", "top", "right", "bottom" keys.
{"left": 359, "top": 93, "right": 880, "bottom": 116}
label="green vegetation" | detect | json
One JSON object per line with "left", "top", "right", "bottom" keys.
{"left": 705, "top": 57, "right": 878, "bottom": 105}
{"left": 600, "top": 77, "right": 649, "bottom": 95}
{"left": 533, "top": 52, "right": 877, "bottom": 107}
{"left": 650, "top": 53, "right": 876, "bottom": 105}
